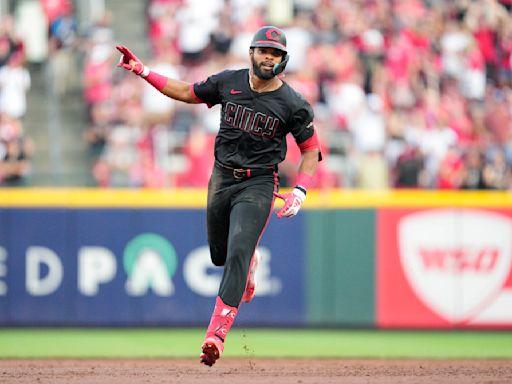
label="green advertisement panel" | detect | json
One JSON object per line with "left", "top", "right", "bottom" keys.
{"left": 306, "top": 209, "right": 376, "bottom": 327}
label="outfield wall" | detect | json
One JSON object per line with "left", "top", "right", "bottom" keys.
{"left": 1, "top": 189, "right": 511, "bottom": 329}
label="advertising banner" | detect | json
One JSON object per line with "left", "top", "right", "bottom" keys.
{"left": 306, "top": 209, "right": 376, "bottom": 326}
{"left": 377, "top": 208, "right": 512, "bottom": 328}
{"left": 0, "top": 208, "right": 304, "bottom": 326}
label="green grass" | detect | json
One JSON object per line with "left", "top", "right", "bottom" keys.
{"left": 0, "top": 328, "right": 511, "bottom": 359}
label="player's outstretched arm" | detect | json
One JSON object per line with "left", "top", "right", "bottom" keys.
{"left": 116, "top": 44, "right": 199, "bottom": 104}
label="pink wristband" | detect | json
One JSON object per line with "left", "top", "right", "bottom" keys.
{"left": 296, "top": 172, "right": 313, "bottom": 190}
{"left": 145, "top": 70, "right": 168, "bottom": 92}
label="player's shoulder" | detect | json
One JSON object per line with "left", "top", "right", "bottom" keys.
{"left": 281, "top": 82, "right": 310, "bottom": 105}
{"left": 280, "top": 82, "right": 313, "bottom": 112}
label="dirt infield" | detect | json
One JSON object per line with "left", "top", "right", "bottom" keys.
{"left": 1, "top": 359, "right": 511, "bottom": 384}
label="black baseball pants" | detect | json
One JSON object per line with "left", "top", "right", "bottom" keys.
{"left": 206, "top": 161, "right": 278, "bottom": 307}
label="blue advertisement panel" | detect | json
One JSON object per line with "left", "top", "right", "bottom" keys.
{"left": 0, "top": 208, "right": 304, "bottom": 326}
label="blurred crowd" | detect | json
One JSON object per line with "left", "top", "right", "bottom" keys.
{"left": 5, "top": 0, "right": 512, "bottom": 190}
{"left": 0, "top": 13, "right": 33, "bottom": 185}
{"left": 0, "top": 0, "right": 107, "bottom": 186}
{"left": 89, "top": 0, "right": 512, "bottom": 189}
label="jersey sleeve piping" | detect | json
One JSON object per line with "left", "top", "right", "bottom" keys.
{"left": 189, "top": 83, "right": 203, "bottom": 103}
{"left": 191, "top": 83, "right": 214, "bottom": 107}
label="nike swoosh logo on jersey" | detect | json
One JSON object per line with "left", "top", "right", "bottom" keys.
{"left": 230, "top": 89, "right": 242, "bottom": 94}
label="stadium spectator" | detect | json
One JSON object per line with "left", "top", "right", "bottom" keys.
{"left": 0, "top": 112, "right": 34, "bottom": 184}
{"left": 460, "top": 147, "right": 489, "bottom": 189}
{"left": 0, "top": 52, "right": 31, "bottom": 120}
{"left": 47, "top": 0, "right": 78, "bottom": 96}
{"left": 0, "top": 15, "right": 24, "bottom": 68}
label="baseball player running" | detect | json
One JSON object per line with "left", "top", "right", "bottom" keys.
{"left": 116, "top": 25, "right": 322, "bottom": 367}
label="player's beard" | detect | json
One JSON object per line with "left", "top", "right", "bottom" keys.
{"left": 251, "top": 55, "right": 275, "bottom": 80}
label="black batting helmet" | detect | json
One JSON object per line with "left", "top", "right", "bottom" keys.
{"left": 250, "top": 26, "right": 287, "bottom": 53}
{"left": 250, "top": 26, "right": 289, "bottom": 75}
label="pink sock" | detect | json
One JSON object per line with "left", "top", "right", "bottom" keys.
{"left": 205, "top": 296, "right": 238, "bottom": 342}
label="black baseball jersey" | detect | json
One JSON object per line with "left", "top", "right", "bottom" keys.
{"left": 192, "top": 69, "right": 316, "bottom": 168}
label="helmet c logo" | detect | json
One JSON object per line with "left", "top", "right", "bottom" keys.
{"left": 265, "top": 29, "right": 281, "bottom": 41}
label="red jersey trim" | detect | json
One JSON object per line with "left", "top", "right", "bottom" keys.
{"left": 189, "top": 83, "right": 214, "bottom": 108}
{"left": 190, "top": 83, "right": 204, "bottom": 103}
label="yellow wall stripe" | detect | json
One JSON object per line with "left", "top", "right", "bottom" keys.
{"left": 0, "top": 188, "right": 207, "bottom": 208}
{"left": 1, "top": 189, "right": 512, "bottom": 208}
{"left": 306, "top": 189, "right": 512, "bottom": 208}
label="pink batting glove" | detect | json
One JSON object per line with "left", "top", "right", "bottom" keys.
{"left": 273, "top": 188, "right": 306, "bottom": 218}
{"left": 116, "top": 44, "right": 148, "bottom": 77}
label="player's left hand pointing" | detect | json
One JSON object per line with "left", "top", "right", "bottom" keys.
{"left": 116, "top": 45, "right": 147, "bottom": 76}
{"left": 273, "top": 188, "right": 306, "bottom": 218}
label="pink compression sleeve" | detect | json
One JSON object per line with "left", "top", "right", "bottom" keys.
{"left": 144, "top": 70, "right": 168, "bottom": 92}
{"left": 296, "top": 173, "right": 313, "bottom": 190}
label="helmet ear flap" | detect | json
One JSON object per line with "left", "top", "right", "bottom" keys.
{"left": 273, "top": 53, "right": 289, "bottom": 75}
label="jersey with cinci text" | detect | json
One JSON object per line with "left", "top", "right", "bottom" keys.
{"left": 192, "top": 68, "right": 317, "bottom": 169}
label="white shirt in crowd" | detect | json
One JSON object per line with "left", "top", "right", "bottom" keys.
{"left": 0, "top": 63, "right": 31, "bottom": 119}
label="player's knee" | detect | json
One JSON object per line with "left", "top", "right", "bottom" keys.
{"left": 210, "top": 253, "right": 225, "bottom": 267}
{"left": 211, "top": 258, "right": 224, "bottom": 267}
{"left": 209, "top": 246, "right": 226, "bottom": 266}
